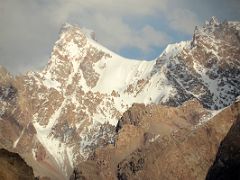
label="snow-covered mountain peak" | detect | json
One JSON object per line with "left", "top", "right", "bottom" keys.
{"left": 200, "top": 17, "right": 239, "bottom": 35}
{"left": 159, "top": 41, "right": 190, "bottom": 59}
{"left": 60, "top": 23, "right": 96, "bottom": 40}
{"left": 1, "top": 18, "right": 239, "bottom": 179}
{"left": 60, "top": 23, "right": 75, "bottom": 32}
{"left": 209, "top": 16, "right": 220, "bottom": 26}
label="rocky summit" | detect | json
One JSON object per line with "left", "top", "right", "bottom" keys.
{"left": 0, "top": 17, "right": 240, "bottom": 179}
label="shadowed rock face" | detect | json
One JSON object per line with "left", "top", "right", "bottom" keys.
{"left": 206, "top": 100, "right": 240, "bottom": 180}
{"left": 0, "top": 86, "right": 17, "bottom": 101}
{"left": 0, "top": 148, "right": 35, "bottom": 180}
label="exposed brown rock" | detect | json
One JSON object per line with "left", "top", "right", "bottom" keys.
{"left": 206, "top": 100, "right": 240, "bottom": 180}
{"left": 0, "top": 148, "right": 35, "bottom": 180}
{"left": 72, "top": 100, "right": 239, "bottom": 180}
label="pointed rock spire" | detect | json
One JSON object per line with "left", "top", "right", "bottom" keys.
{"left": 209, "top": 16, "right": 219, "bottom": 26}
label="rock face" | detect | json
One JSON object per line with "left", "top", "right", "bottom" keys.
{"left": 72, "top": 100, "right": 240, "bottom": 180}
{"left": 160, "top": 19, "right": 240, "bottom": 109}
{"left": 0, "top": 148, "right": 35, "bottom": 180}
{"left": 0, "top": 17, "right": 240, "bottom": 179}
{"left": 206, "top": 98, "right": 240, "bottom": 180}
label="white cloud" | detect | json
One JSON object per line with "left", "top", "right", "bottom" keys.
{"left": 0, "top": 0, "right": 239, "bottom": 73}
{"left": 45, "top": 0, "right": 171, "bottom": 52}
{"left": 79, "top": 14, "right": 170, "bottom": 52}
{"left": 166, "top": 8, "right": 200, "bottom": 34}
{"left": 58, "top": 0, "right": 168, "bottom": 17}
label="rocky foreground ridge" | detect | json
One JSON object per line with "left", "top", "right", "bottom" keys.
{"left": 71, "top": 98, "right": 240, "bottom": 180}
{"left": 0, "top": 17, "right": 240, "bottom": 179}
{"left": 207, "top": 97, "right": 240, "bottom": 180}
{"left": 0, "top": 148, "right": 35, "bottom": 180}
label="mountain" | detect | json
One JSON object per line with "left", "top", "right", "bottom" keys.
{"left": 0, "top": 17, "right": 240, "bottom": 179}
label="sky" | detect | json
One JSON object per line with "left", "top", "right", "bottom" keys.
{"left": 0, "top": 0, "right": 240, "bottom": 74}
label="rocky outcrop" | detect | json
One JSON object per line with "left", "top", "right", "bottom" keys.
{"left": 0, "top": 148, "right": 35, "bottom": 180}
{"left": 72, "top": 100, "right": 239, "bottom": 180}
{"left": 71, "top": 100, "right": 235, "bottom": 179}
{"left": 160, "top": 17, "right": 240, "bottom": 109}
{"left": 206, "top": 99, "right": 240, "bottom": 180}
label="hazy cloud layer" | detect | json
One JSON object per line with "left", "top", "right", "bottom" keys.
{"left": 0, "top": 0, "right": 239, "bottom": 74}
